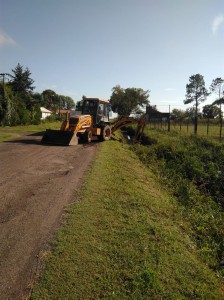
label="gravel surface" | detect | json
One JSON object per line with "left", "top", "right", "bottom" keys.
{"left": 0, "top": 132, "right": 98, "bottom": 299}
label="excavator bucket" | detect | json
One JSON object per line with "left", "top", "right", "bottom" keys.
{"left": 41, "top": 129, "right": 78, "bottom": 146}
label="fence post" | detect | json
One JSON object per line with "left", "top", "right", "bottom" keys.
{"left": 219, "top": 112, "right": 223, "bottom": 142}
{"left": 168, "top": 105, "right": 170, "bottom": 132}
{"left": 207, "top": 118, "right": 209, "bottom": 136}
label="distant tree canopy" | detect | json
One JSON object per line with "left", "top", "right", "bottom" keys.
{"left": 110, "top": 85, "right": 150, "bottom": 116}
{"left": 171, "top": 108, "right": 185, "bottom": 120}
{"left": 184, "top": 74, "right": 209, "bottom": 133}
{"left": 210, "top": 77, "right": 224, "bottom": 100}
{"left": 0, "top": 63, "right": 75, "bottom": 126}
{"left": 10, "top": 63, "right": 35, "bottom": 94}
{"left": 202, "top": 104, "right": 221, "bottom": 119}
{"left": 210, "top": 77, "right": 224, "bottom": 118}
{"left": 184, "top": 74, "right": 209, "bottom": 106}
{"left": 41, "top": 89, "right": 75, "bottom": 111}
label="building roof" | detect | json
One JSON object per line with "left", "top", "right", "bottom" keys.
{"left": 56, "top": 109, "right": 71, "bottom": 114}
{"left": 84, "top": 98, "right": 109, "bottom": 103}
{"left": 40, "top": 107, "right": 52, "bottom": 113}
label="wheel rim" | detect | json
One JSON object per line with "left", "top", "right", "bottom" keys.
{"left": 105, "top": 128, "right": 111, "bottom": 137}
{"left": 88, "top": 131, "right": 92, "bottom": 141}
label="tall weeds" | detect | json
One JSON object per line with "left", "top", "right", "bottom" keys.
{"left": 131, "top": 128, "right": 224, "bottom": 275}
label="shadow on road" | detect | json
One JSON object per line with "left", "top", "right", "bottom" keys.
{"left": 27, "top": 131, "right": 45, "bottom": 137}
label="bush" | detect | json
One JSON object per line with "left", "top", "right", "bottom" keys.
{"left": 31, "top": 105, "right": 42, "bottom": 125}
{"left": 42, "top": 114, "right": 56, "bottom": 123}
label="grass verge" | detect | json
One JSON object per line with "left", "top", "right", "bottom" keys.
{"left": 0, "top": 122, "right": 61, "bottom": 142}
{"left": 133, "top": 127, "right": 224, "bottom": 272}
{"left": 0, "top": 132, "right": 21, "bottom": 142}
{"left": 31, "top": 133, "right": 223, "bottom": 299}
{"left": 0, "top": 121, "right": 61, "bottom": 133}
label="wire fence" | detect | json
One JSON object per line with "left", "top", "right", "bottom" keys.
{"left": 147, "top": 118, "right": 224, "bottom": 142}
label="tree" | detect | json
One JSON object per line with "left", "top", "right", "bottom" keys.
{"left": 41, "top": 90, "right": 75, "bottom": 111}
{"left": 210, "top": 77, "right": 224, "bottom": 100}
{"left": 59, "top": 95, "right": 75, "bottom": 109}
{"left": 110, "top": 85, "right": 150, "bottom": 116}
{"left": 210, "top": 77, "right": 224, "bottom": 141}
{"left": 0, "top": 83, "right": 16, "bottom": 125}
{"left": 202, "top": 104, "right": 221, "bottom": 119}
{"left": 0, "top": 82, "right": 7, "bottom": 124}
{"left": 171, "top": 108, "right": 185, "bottom": 121}
{"left": 41, "top": 89, "right": 57, "bottom": 110}
{"left": 10, "top": 63, "right": 35, "bottom": 94}
{"left": 184, "top": 74, "right": 209, "bottom": 134}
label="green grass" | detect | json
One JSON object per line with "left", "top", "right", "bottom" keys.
{"left": 0, "top": 132, "right": 21, "bottom": 142}
{"left": 134, "top": 127, "right": 224, "bottom": 274}
{"left": 0, "top": 121, "right": 61, "bottom": 133}
{"left": 149, "top": 121, "right": 224, "bottom": 142}
{"left": 31, "top": 133, "right": 223, "bottom": 300}
{"left": 0, "top": 122, "right": 61, "bottom": 142}
{"left": 171, "top": 123, "right": 222, "bottom": 139}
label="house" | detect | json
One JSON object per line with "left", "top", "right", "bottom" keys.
{"left": 146, "top": 106, "right": 170, "bottom": 122}
{"left": 40, "top": 107, "right": 52, "bottom": 120}
{"left": 55, "top": 109, "right": 71, "bottom": 119}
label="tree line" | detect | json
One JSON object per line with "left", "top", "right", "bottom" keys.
{"left": 109, "top": 75, "right": 224, "bottom": 134}
{"left": 183, "top": 74, "right": 224, "bottom": 135}
{"left": 1, "top": 65, "right": 222, "bottom": 133}
{"left": 0, "top": 63, "right": 75, "bottom": 126}
{"left": 146, "top": 74, "right": 224, "bottom": 136}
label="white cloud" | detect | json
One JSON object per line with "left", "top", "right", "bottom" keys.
{"left": 212, "top": 14, "right": 224, "bottom": 34}
{"left": 0, "top": 30, "right": 16, "bottom": 47}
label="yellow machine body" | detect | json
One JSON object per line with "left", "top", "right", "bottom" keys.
{"left": 41, "top": 98, "right": 145, "bottom": 146}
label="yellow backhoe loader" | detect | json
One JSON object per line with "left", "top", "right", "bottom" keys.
{"left": 41, "top": 98, "right": 145, "bottom": 146}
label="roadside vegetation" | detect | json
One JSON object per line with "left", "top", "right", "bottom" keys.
{"left": 0, "top": 63, "right": 75, "bottom": 127}
{"left": 0, "top": 121, "right": 61, "bottom": 133}
{"left": 150, "top": 119, "right": 223, "bottom": 140}
{"left": 0, "top": 121, "right": 61, "bottom": 142}
{"left": 31, "top": 131, "right": 223, "bottom": 299}
{"left": 169, "top": 120, "right": 223, "bottom": 139}
{"left": 132, "top": 127, "right": 224, "bottom": 275}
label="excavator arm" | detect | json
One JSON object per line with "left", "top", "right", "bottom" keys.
{"left": 111, "top": 115, "right": 146, "bottom": 142}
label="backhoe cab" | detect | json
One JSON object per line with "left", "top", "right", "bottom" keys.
{"left": 74, "top": 98, "right": 111, "bottom": 125}
{"left": 41, "top": 97, "right": 145, "bottom": 146}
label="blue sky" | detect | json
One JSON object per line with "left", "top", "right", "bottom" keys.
{"left": 0, "top": 0, "right": 224, "bottom": 112}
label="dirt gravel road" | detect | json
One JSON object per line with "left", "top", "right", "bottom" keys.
{"left": 0, "top": 132, "right": 99, "bottom": 300}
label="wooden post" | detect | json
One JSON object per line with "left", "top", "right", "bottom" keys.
{"left": 219, "top": 107, "right": 223, "bottom": 142}
{"left": 168, "top": 105, "right": 170, "bottom": 132}
{"left": 207, "top": 118, "right": 209, "bottom": 136}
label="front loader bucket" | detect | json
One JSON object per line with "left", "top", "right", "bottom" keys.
{"left": 41, "top": 129, "right": 78, "bottom": 146}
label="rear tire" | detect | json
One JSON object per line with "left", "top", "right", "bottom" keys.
{"left": 100, "top": 125, "right": 111, "bottom": 141}
{"left": 83, "top": 130, "right": 92, "bottom": 143}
